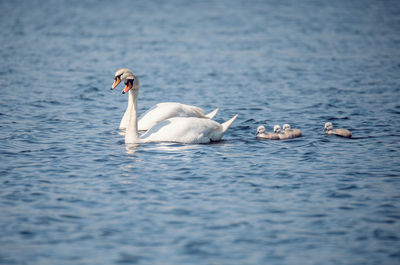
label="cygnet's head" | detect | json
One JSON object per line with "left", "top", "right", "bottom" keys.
{"left": 283, "top": 124, "right": 291, "bottom": 130}
{"left": 273, "top": 125, "right": 281, "bottom": 133}
{"left": 324, "top": 122, "right": 333, "bottom": 131}
{"left": 111, "top": 68, "right": 133, "bottom": 90}
{"left": 257, "top": 125, "right": 266, "bottom": 134}
{"left": 122, "top": 75, "right": 140, "bottom": 94}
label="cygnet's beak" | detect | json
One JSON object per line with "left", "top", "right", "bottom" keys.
{"left": 122, "top": 82, "right": 132, "bottom": 94}
{"left": 110, "top": 77, "right": 121, "bottom": 90}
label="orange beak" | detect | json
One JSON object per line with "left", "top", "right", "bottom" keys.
{"left": 122, "top": 82, "right": 132, "bottom": 94}
{"left": 111, "top": 77, "right": 121, "bottom": 90}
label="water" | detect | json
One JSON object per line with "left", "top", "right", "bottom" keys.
{"left": 1, "top": 0, "right": 400, "bottom": 264}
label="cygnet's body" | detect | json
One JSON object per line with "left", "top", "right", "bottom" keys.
{"left": 282, "top": 124, "right": 302, "bottom": 139}
{"left": 324, "top": 122, "right": 352, "bottom": 138}
{"left": 256, "top": 126, "right": 280, "bottom": 140}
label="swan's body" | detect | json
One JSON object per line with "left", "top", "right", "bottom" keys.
{"left": 140, "top": 115, "right": 237, "bottom": 144}
{"left": 120, "top": 102, "right": 218, "bottom": 131}
{"left": 112, "top": 68, "right": 218, "bottom": 130}
{"left": 122, "top": 74, "right": 237, "bottom": 144}
{"left": 324, "top": 122, "right": 352, "bottom": 138}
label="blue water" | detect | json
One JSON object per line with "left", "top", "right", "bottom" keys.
{"left": 1, "top": 0, "right": 400, "bottom": 264}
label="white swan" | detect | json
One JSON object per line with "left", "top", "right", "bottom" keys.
{"left": 111, "top": 68, "right": 219, "bottom": 130}
{"left": 122, "top": 75, "right": 238, "bottom": 144}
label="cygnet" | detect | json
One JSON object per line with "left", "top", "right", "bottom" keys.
{"left": 282, "top": 123, "right": 302, "bottom": 139}
{"left": 256, "top": 125, "right": 280, "bottom": 140}
{"left": 274, "top": 124, "right": 292, "bottom": 140}
{"left": 324, "top": 122, "right": 352, "bottom": 138}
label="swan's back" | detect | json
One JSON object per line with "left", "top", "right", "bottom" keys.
{"left": 141, "top": 115, "right": 237, "bottom": 144}
{"left": 138, "top": 102, "right": 207, "bottom": 131}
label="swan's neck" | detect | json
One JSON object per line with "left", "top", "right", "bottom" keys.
{"left": 125, "top": 89, "right": 140, "bottom": 143}
{"left": 126, "top": 89, "right": 133, "bottom": 113}
{"left": 119, "top": 90, "right": 133, "bottom": 129}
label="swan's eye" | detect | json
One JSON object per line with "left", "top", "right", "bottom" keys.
{"left": 124, "top": 79, "right": 134, "bottom": 85}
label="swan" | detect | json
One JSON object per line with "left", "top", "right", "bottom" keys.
{"left": 324, "top": 122, "right": 352, "bottom": 138}
{"left": 256, "top": 125, "right": 280, "bottom": 140}
{"left": 282, "top": 124, "right": 302, "bottom": 139}
{"left": 111, "top": 68, "right": 219, "bottom": 130}
{"left": 122, "top": 75, "right": 238, "bottom": 144}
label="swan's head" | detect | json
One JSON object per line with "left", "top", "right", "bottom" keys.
{"left": 111, "top": 68, "right": 133, "bottom": 90}
{"left": 283, "top": 124, "right": 291, "bottom": 130}
{"left": 122, "top": 75, "right": 140, "bottom": 94}
{"left": 273, "top": 125, "right": 281, "bottom": 133}
{"left": 324, "top": 122, "right": 333, "bottom": 131}
{"left": 256, "top": 125, "right": 266, "bottom": 134}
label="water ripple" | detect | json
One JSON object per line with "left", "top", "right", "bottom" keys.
{"left": 0, "top": 0, "right": 400, "bottom": 265}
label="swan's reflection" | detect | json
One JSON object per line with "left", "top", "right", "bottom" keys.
{"left": 124, "top": 141, "right": 201, "bottom": 158}
{"left": 125, "top": 143, "right": 139, "bottom": 156}
{"left": 146, "top": 142, "right": 197, "bottom": 152}
{"left": 120, "top": 129, "right": 146, "bottom": 137}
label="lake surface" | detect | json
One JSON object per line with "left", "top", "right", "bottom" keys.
{"left": 1, "top": 0, "right": 400, "bottom": 264}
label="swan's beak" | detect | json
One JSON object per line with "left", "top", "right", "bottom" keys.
{"left": 111, "top": 77, "right": 121, "bottom": 90}
{"left": 122, "top": 82, "right": 132, "bottom": 94}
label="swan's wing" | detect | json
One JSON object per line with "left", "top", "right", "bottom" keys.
{"left": 138, "top": 102, "right": 206, "bottom": 131}
{"left": 141, "top": 114, "right": 238, "bottom": 144}
{"left": 205, "top": 108, "right": 219, "bottom": 119}
{"left": 141, "top": 117, "right": 222, "bottom": 144}
{"left": 209, "top": 114, "right": 238, "bottom": 141}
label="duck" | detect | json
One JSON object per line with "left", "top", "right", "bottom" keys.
{"left": 324, "top": 122, "right": 352, "bottom": 138}
{"left": 121, "top": 75, "right": 238, "bottom": 144}
{"left": 282, "top": 124, "right": 302, "bottom": 139}
{"left": 111, "top": 68, "right": 219, "bottom": 131}
{"left": 256, "top": 125, "right": 280, "bottom": 140}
